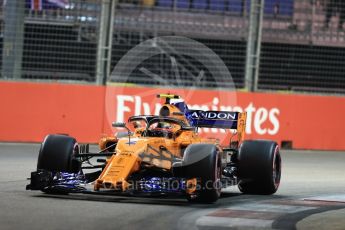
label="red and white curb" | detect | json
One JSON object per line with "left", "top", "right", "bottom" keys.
{"left": 196, "top": 203, "right": 315, "bottom": 229}
{"left": 195, "top": 197, "right": 345, "bottom": 229}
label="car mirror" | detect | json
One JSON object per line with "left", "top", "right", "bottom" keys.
{"left": 180, "top": 126, "right": 195, "bottom": 131}
{"left": 112, "top": 122, "right": 126, "bottom": 128}
{"left": 172, "top": 112, "right": 184, "bottom": 116}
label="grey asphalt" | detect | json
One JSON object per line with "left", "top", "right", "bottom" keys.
{"left": 0, "top": 143, "right": 344, "bottom": 230}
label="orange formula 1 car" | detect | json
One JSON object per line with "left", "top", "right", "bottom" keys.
{"left": 27, "top": 94, "right": 281, "bottom": 203}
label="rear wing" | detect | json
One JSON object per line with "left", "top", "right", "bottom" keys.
{"left": 173, "top": 101, "right": 247, "bottom": 142}
{"left": 186, "top": 110, "right": 238, "bottom": 129}
{"left": 187, "top": 110, "right": 247, "bottom": 142}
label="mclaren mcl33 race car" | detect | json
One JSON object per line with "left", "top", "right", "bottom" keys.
{"left": 27, "top": 94, "right": 282, "bottom": 203}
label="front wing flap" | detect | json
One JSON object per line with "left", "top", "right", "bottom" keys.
{"left": 26, "top": 170, "right": 192, "bottom": 195}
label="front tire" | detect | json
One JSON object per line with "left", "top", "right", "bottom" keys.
{"left": 181, "top": 144, "right": 222, "bottom": 203}
{"left": 237, "top": 140, "right": 281, "bottom": 195}
{"left": 37, "top": 134, "right": 81, "bottom": 173}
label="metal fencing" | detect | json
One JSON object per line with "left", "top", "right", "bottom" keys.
{"left": 259, "top": 0, "right": 345, "bottom": 94}
{"left": 1, "top": 0, "right": 100, "bottom": 82}
{"left": 0, "top": 0, "right": 345, "bottom": 94}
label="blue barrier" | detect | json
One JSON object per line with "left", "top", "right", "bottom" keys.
{"left": 176, "top": 0, "right": 190, "bottom": 9}
{"left": 228, "top": 0, "right": 243, "bottom": 13}
{"left": 157, "top": 0, "right": 173, "bottom": 8}
{"left": 192, "top": 0, "right": 208, "bottom": 10}
{"left": 210, "top": 0, "right": 227, "bottom": 12}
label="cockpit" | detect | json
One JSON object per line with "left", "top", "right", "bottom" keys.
{"left": 128, "top": 116, "right": 194, "bottom": 139}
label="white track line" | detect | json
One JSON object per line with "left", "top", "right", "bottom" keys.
{"left": 304, "top": 194, "right": 345, "bottom": 203}
{"left": 196, "top": 216, "right": 273, "bottom": 229}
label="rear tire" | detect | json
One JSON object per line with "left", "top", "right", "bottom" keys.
{"left": 181, "top": 144, "right": 222, "bottom": 203}
{"left": 37, "top": 134, "right": 81, "bottom": 173}
{"left": 237, "top": 140, "right": 281, "bottom": 195}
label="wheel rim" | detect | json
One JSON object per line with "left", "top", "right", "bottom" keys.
{"left": 272, "top": 146, "right": 281, "bottom": 188}
{"left": 70, "top": 143, "right": 81, "bottom": 173}
{"left": 214, "top": 154, "right": 222, "bottom": 196}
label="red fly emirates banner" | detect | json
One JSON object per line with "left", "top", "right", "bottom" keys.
{"left": 1, "top": 82, "right": 345, "bottom": 150}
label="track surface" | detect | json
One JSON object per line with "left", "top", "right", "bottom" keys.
{"left": 0, "top": 143, "right": 344, "bottom": 230}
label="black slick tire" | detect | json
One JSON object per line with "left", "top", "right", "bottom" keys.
{"left": 237, "top": 140, "right": 281, "bottom": 195}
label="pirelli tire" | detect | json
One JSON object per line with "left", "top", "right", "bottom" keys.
{"left": 37, "top": 134, "right": 81, "bottom": 173}
{"left": 237, "top": 140, "right": 281, "bottom": 195}
{"left": 180, "top": 144, "right": 222, "bottom": 203}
